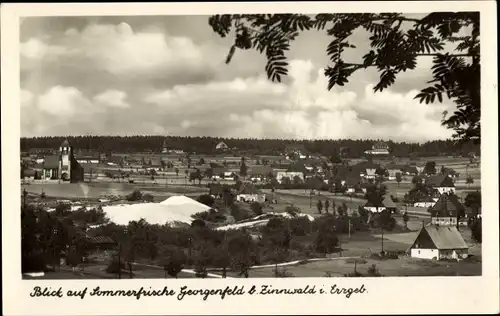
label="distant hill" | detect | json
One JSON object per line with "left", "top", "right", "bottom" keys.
{"left": 20, "top": 135, "right": 480, "bottom": 158}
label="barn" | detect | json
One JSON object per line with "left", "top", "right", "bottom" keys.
{"left": 408, "top": 225, "right": 469, "bottom": 260}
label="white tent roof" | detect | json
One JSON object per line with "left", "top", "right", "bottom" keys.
{"left": 102, "top": 195, "right": 211, "bottom": 225}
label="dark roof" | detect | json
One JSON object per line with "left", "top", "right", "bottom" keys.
{"left": 212, "top": 167, "right": 229, "bottom": 175}
{"left": 43, "top": 155, "right": 59, "bottom": 169}
{"left": 417, "top": 196, "right": 436, "bottom": 203}
{"left": 382, "top": 196, "right": 397, "bottom": 208}
{"left": 238, "top": 183, "right": 263, "bottom": 195}
{"left": 345, "top": 174, "right": 362, "bottom": 187}
{"left": 402, "top": 166, "right": 419, "bottom": 174}
{"left": 86, "top": 236, "right": 116, "bottom": 244}
{"left": 365, "top": 201, "right": 383, "bottom": 208}
{"left": 426, "top": 175, "right": 455, "bottom": 187}
{"left": 417, "top": 225, "right": 468, "bottom": 250}
{"left": 60, "top": 139, "right": 70, "bottom": 147}
{"left": 249, "top": 165, "right": 274, "bottom": 176}
{"left": 385, "top": 164, "right": 405, "bottom": 170}
{"left": 287, "top": 162, "right": 308, "bottom": 173}
{"left": 429, "top": 194, "right": 464, "bottom": 217}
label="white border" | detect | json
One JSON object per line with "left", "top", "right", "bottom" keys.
{"left": 2, "top": 2, "right": 499, "bottom": 315}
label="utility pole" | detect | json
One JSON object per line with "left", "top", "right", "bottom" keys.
{"left": 381, "top": 226, "right": 384, "bottom": 254}
{"left": 23, "top": 188, "right": 27, "bottom": 210}
{"left": 348, "top": 219, "right": 351, "bottom": 239}
{"left": 118, "top": 242, "right": 122, "bottom": 279}
{"left": 309, "top": 189, "right": 312, "bottom": 209}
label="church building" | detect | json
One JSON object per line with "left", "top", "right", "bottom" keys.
{"left": 42, "top": 139, "right": 84, "bottom": 182}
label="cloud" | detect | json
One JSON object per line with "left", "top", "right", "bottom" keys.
{"left": 21, "top": 89, "right": 34, "bottom": 107}
{"left": 93, "top": 90, "right": 130, "bottom": 108}
{"left": 37, "top": 86, "right": 94, "bottom": 116}
{"left": 19, "top": 17, "right": 456, "bottom": 142}
{"left": 142, "top": 59, "right": 453, "bottom": 142}
{"left": 20, "top": 22, "right": 221, "bottom": 87}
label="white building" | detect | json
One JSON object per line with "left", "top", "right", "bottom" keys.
{"left": 216, "top": 141, "right": 229, "bottom": 151}
{"left": 414, "top": 196, "right": 437, "bottom": 208}
{"left": 408, "top": 225, "right": 468, "bottom": 260}
{"left": 364, "top": 141, "right": 390, "bottom": 155}
{"left": 236, "top": 183, "right": 266, "bottom": 203}
{"left": 276, "top": 171, "right": 304, "bottom": 184}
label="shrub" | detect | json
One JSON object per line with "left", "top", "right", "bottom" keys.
{"left": 106, "top": 259, "right": 125, "bottom": 274}
{"left": 126, "top": 190, "right": 143, "bottom": 201}
{"left": 289, "top": 217, "right": 312, "bottom": 236}
{"left": 191, "top": 209, "right": 227, "bottom": 223}
{"left": 276, "top": 268, "right": 294, "bottom": 278}
{"left": 22, "top": 254, "right": 47, "bottom": 273}
{"left": 250, "top": 202, "right": 263, "bottom": 216}
{"left": 367, "top": 264, "right": 383, "bottom": 277}
{"left": 197, "top": 194, "right": 215, "bottom": 208}
{"left": 230, "top": 204, "right": 254, "bottom": 222}
{"left": 191, "top": 219, "right": 206, "bottom": 228}
{"left": 142, "top": 193, "right": 154, "bottom": 202}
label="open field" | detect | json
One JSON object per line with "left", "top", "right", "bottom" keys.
{"left": 227, "top": 256, "right": 481, "bottom": 278}
{"left": 22, "top": 182, "right": 208, "bottom": 201}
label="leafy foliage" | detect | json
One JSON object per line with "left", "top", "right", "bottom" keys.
{"left": 208, "top": 13, "right": 480, "bottom": 143}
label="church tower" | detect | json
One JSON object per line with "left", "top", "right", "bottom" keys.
{"left": 59, "top": 139, "right": 72, "bottom": 181}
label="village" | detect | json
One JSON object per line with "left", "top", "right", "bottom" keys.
{"left": 21, "top": 137, "right": 482, "bottom": 279}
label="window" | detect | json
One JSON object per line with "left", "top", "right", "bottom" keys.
{"left": 418, "top": 250, "right": 421, "bottom": 254}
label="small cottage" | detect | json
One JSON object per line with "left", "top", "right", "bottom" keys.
{"left": 426, "top": 175, "right": 455, "bottom": 195}
{"left": 236, "top": 183, "right": 266, "bottom": 203}
{"left": 429, "top": 193, "right": 465, "bottom": 226}
{"left": 414, "top": 196, "right": 436, "bottom": 208}
{"left": 408, "top": 225, "right": 468, "bottom": 260}
{"left": 382, "top": 196, "right": 397, "bottom": 213}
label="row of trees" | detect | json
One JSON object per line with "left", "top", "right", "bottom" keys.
{"left": 20, "top": 136, "right": 479, "bottom": 158}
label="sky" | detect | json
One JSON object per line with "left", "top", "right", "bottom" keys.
{"left": 20, "top": 15, "right": 458, "bottom": 142}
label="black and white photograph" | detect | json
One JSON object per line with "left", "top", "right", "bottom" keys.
{"left": 2, "top": 2, "right": 499, "bottom": 315}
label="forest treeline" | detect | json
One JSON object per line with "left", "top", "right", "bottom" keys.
{"left": 20, "top": 136, "right": 480, "bottom": 158}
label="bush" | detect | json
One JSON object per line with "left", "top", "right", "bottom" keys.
{"left": 191, "top": 219, "right": 206, "bottom": 228}
{"left": 142, "top": 193, "right": 154, "bottom": 202}
{"left": 191, "top": 209, "right": 227, "bottom": 223}
{"left": 230, "top": 204, "right": 254, "bottom": 222}
{"left": 126, "top": 190, "right": 143, "bottom": 201}
{"left": 250, "top": 202, "right": 263, "bottom": 216}
{"left": 276, "top": 268, "right": 294, "bottom": 278}
{"left": 106, "top": 259, "right": 125, "bottom": 274}
{"left": 22, "top": 254, "right": 47, "bottom": 273}
{"left": 197, "top": 194, "right": 215, "bottom": 208}
{"left": 367, "top": 264, "right": 383, "bottom": 277}
{"left": 289, "top": 217, "right": 312, "bottom": 236}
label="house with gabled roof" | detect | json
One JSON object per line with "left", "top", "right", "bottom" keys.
{"left": 364, "top": 141, "right": 390, "bottom": 156}
{"left": 382, "top": 196, "right": 397, "bottom": 213}
{"left": 236, "top": 183, "right": 266, "bottom": 203}
{"left": 402, "top": 165, "right": 419, "bottom": 176}
{"left": 414, "top": 196, "right": 436, "bottom": 208}
{"left": 363, "top": 200, "right": 386, "bottom": 213}
{"left": 429, "top": 193, "right": 465, "bottom": 227}
{"left": 407, "top": 225, "right": 468, "bottom": 260}
{"left": 384, "top": 163, "right": 405, "bottom": 180}
{"left": 426, "top": 175, "right": 455, "bottom": 195}
{"left": 215, "top": 141, "right": 229, "bottom": 151}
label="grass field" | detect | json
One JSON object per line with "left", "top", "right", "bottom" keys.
{"left": 22, "top": 182, "right": 208, "bottom": 201}
{"left": 228, "top": 256, "right": 481, "bottom": 278}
